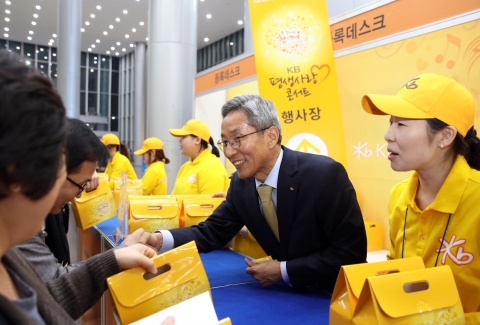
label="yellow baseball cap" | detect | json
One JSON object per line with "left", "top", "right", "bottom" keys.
{"left": 100, "top": 133, "right": 120, "bottom": 146}
{"left": 362, "top": 73, "right": 475, "bottom": 136}
{"left": 134, "top": 137, "right": 164, "bottom": 155}
{"left": 169, "top": 119, "right": 210, "bottom": 142}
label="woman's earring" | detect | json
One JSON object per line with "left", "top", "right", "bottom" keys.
{"left": 10, "top": 184, "right": 21, "bottom": 193}
{"left": 440, "top": 143, "right": 444, "bottom": 148}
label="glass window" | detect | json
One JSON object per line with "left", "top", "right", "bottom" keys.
{"left": 111, "top": 71, "right": 119, "bottom": 94}
{"left": 80, "top": 91, "right": 86, "bottom": 115}
{"left": 23, "top": 43, "right": 35, "bottom": 58}
{"left": 80, "top": 68, "right": 86, "bottom": 91}
{"left": 0, "top": 39, "right": 6, "bottom": 50}
{"left": 100, "top": 55, "right": 110, "bottom": 69}
{"left": 100, "top": 93, "right": 109, "bottom": 117}
{"left": 111, "top": 117, "right": 118, "bottom": 132}
{"left": 100, "top": 70, "right": 109, "bottom": 93}
{"left": 37, "top": 62, "right": 48, "bottom": 76}
{"left": 50, "top": 63, "right": 57, "bottom": 86}
{"left": 37, "top": 46, "right": 49, "bottom": 62}
{"left": 89, "top": 53, "right": 99, "bottom": 68}
{"left": 51, "top": 47, "right": 57, "bottom": 63}
{"left": 8, "top": 41, "right": 21, "bottom": 54}
{"left": 112, "top": 56, "right": 119, "bottom": 71}
{"left": 111, "top": 95, "right": 118, "bottom": 116}
{"left": 87, "top": 123, "right": 109, "bottom": 131}
{"left": 81, "top": 52, "right": 87, "bottom": 66}
{"left": 88, "top": 93, "right": 97, "bottom": 116}
{"left": 88, "top": 68, "right": 98, "bottom": 92}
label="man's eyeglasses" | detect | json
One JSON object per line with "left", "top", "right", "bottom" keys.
{"left": 66, "top": 176, "right": 88, "bottom": 196}
{"left": 217, "top": 127, "right": 270, "bottom": 152}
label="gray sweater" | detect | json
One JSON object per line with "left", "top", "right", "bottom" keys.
{"left": 0, "top": 247, "right": 120, "bottom": 324}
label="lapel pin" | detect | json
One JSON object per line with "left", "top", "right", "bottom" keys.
{"left": 290, "top": 187, "right": 294, "bottom": 191}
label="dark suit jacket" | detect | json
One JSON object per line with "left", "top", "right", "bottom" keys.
{"left": 170, "top": 146, "right": 367, "bottom": 292}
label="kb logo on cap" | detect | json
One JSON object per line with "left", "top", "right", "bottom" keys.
{"left": 405, "top": 77, "right": 420, "bottom": 89}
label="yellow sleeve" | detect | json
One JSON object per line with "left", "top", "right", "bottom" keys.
{"left": 197, "top": 160, "right": 229, "bottom": 195}
{"left": 142, "top": 168, "right": 157, "bottom": 195}
{"left": 110, "top": 158, "right": 130, "bottom": 189}
{"left": 156, "top": 166, "right": 168, "bottom": 195}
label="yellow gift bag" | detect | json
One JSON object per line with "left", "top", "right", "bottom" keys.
{"left": 352, "top": 266, "right": 465, "bottom": 325}
{"left": 364, "top": 220, "right": 384, "bottom": 252}
{"left": 330, "top": 257, "right": 425, "bottom": 325}
{"left": 218, "top": 318, "right": 232, "bottom": 325}
{"left": 107, "top": 241, "right": 211, "bottom": 325}
{"left": 232, "top": 231, "right": 267, "bottom": 259}
{"left": 71, "top": 173, "right": 116, "bottom": 230}
{"left": 128, "top": 197, "right": 179, "bottom": 233}
{"left": 171, "top": 194, "right": 212, "bottom": 227}
{"left": 114, "top": 178, "right": 143, "bottom": 208}
{"left": 182, "top": 198, "right": 224, "bottom": 227}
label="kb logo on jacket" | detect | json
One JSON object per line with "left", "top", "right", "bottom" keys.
{"left": 187, "top": 174, "right": 197, "bottom": 184}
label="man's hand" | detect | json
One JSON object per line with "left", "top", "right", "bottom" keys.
{"left": 123, "top": 229, "right": 163, "bottom": 252}
{"left": 85, "top": 171, "right": 100, "bottom": 192}
{"left": 161, "top": 316, "right": 175, "bottom": 325}
{"left": 245, "top": 258, "right": 282, "bottom": 286}
{"left": 113, "top": 243, "right": 157, "bottom": 274}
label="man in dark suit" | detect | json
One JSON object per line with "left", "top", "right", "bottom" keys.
{"left": 150, "top": 94, "right": 367, "bottom": 292}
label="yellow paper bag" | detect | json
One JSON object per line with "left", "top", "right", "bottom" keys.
{"left": 107, "top": 241, "right": 211, "bottom": 325}
{"left": 182, "top": 197, "right": 224, "bottom": 227}
{"left": 232, "top": 232, "right": 267, "bottom": 259}
{"left": 330, "top": 257, "right": 425, "bottom": 325}
{"left": 364, "top": 220, "right": 384, "bottom": 252}
{"left": 114, "top": 178, "right": 143, "bottom": 208}
{"left": 71, "top": 173, "right": 116, "bottom": 230}
{"left": 353, "top": 266, "right": 465, "bottom": 325}
{"left": 128, "top": 197, "right": 179, "bottom": 233}
{"left": 171, "top": 194, "right": 212, "bottom": 227}
{"left": 218, "top": 318, "right": 232, "bottom": 325}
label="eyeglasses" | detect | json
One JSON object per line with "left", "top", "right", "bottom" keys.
{"left": 66, "top": 176, "right": 88, "bottom": 196}
{"left": 217, "top": 127, "right": 271, "bottom": 152}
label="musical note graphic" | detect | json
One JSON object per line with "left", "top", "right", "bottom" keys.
{"left": 436, "top": 34, "right": 461, "bottom": 69}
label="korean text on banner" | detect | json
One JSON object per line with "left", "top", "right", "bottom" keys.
{"left": 248, "top": 0, "right": 347, "bottom": 167}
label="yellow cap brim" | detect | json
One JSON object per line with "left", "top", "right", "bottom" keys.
{"left": 362, "top": 94, "right": 434, "bottom": 119}
{"left": 134, "top": 148, "right": 148, "bottom": 155}
{"left": 169, "top": 128, "right": 190, "bottom": 137}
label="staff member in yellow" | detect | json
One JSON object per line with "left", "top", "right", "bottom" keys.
{"left": 134, "top": 137, "right": 169, "bottom": 195}
{"left": 170, "top": 119, "right": 229, "bottom": 194}
{"left": 362, "top": 73, "right": 480, "bottom": 323}
{"left": 101, "top": 133, "right": 138, "bottom": 189}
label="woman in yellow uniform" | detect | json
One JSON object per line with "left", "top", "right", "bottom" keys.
{"left": 134, "top": 137, "right": 169, "bottom": 195}
{"left": 362, "top": 73, "right": 480, "bottom": 323}
{"left": 170, "top": 119, "right": 229, "bottom": 194}
{"left": 100, "top": 133, "right": 138, "bottom": 189}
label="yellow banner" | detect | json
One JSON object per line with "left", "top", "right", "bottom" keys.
{"left": 248, "top": 0, "right": 347, "bottom": 167}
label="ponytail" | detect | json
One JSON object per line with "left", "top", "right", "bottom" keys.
{"left": 119, "top": 143, "right": 130, "bottom": 160}
{"left": 209, "top": 137, "right": 220, "bottom": 157}
{"left": 459, "top": 127, "right": 480, "bottom": 170}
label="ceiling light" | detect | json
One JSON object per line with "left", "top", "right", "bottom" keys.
{"left": 132, "top": 28, "right": 136, "bottom": 32}
{"left": 146, "top": 37, "right": 149, "bottom": 41}
{"left": 102, "top": 58, "right": 105, "bottom": 61}
{"left": 123, "top": 10, "right": 128, "bottom": 14}
{"left": 129, "top": 44, "right": 134, "bottom": 47}
{"left": 200, "top": 0, "right": 204, "bottom": 1}
{"left": 3, "top": 27, "right": 8, "bottom": 31}
{"left": 48, "top": 43, "right": 52, "bottom": 46}
{"left": 115, "top": 52, "right": 119, "bottom": 56}
{"left": 53, "top": 33, "right": 57, "bottom": 37}
{"left": 111, "top": 46, "right": 115, "bottom": 50}
{"left": 81, "top": 28, "right": 85, "bottom": 32}
{"left": 36, "top": 5, "right": 41, "bottom": 10}
{"left": 26, "top": 60, "right": 31, "bottom": 65}
{"left": 5, "top": 17, "right": 9, "bottom": 22}
{"left": 230, "top": 42, "right": 233, "bottom": 45}
{"left": 90, "top": 69, "right": 94, "bottom": 72}
{"left": 96, "top": 5, "right": 101, "bottom": 10}
{"left": 40, "top": 65, "right": 43, "bottom": 68}
{"left": 27, "top": 36, "right": 32, "bottom": 40}
{"left": 5, "top": 9, "right": 10, "bottom": 14}
{"left": 116, "top": 18, "right": 120, "bottom": 22}
{"left": 31, "top": 21, "right": 36, "bottom": 25}
{"left": 90, "top": 14, "right": 95, "bottom": 19}
{"left": 15, "top": 46, "right": 19, "bottom": 49}
{"left": 40, "top": 48, "right": 44, "bottom": 51}
{"left": 27, "top": 53, "right": 31, "bottom": 56}
{"left": 139, "top": 21, "right": 144, "bottom": 26}
{"left": 33, "top": 13, "right": 38, "bottom": 18}
{"left": 49, "top": 39, "right": 54, "bottom": 43}
{"left": 88, "top": 48, "right": 92, "bottom": 52}
{"left": 53, "top": 53, "right": 56, "bottom": 56}
{"left": 109, "top": 25, "right": 113, "bottom": 29}
{"left": 103, "top": 31, "right": 108, "bottom": 35}
{"left": 5, "top": 1, "right": 11, "bottom": 5}
{"left": 106, "top": 50, "right": 110, "bottom": 54}
{"left": 122, "top": 48, "right": 126, "bottom": 52}
{"left": 96, "top": 39, "right": 100, "bottom": 43}
{"left": 44, "top": 56, "right": 47, "bottom": 59}
{"left": 85, "top": 21, "right": 90, "bottom": 25}
{"left": 238, "top": 20, "right": 243, "bottom": 25}
{"left": 125, "top": 34, "right": 129, "bottom": 38}
{"left": 91, "top": 44, "right": 95, "bottom": 48}
{"left": 116, "top": 42, "right": 120, "bottom": 45}
{"left": 206, "top": 14, "right": 211, "bottom": 19}
{"left": 3, "top": 33, "right": 8, "bottom": 37}
{"left": 204, "top": 37, "right": 209, "bottom": 42}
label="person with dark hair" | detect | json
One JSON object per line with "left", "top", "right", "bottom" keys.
{"left": 100, "top": 133, "right": 138, "bottom": 189}
{"left": 134, "top": 137, "right": 170, "bottom": 195}
{"left": 145, "top": 95, "right": 366, "bottom": 293}
{"left": 0, "top": 50, "right": 160, "bottom": 324}
{"left": 362, "top": 73, "right": 480, "bottom": 323}
{"left": 169, "top": 119, "right": 230, "bottom": 195}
